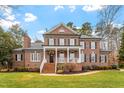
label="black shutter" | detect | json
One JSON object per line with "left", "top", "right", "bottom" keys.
{"left": 85, "top": 54, "right": 86, "bottom": 62}
{"left": 75, "top": 39, "right": 76, "bottom": 46}
{"left": 95, "top": 54, "right": 97, "bottom": 62}
{"left": 95, "top": 42, "right": 97, "bottom": 49}
{"left": 105, "top": 55, "right": 107, "bottom": 63}
{"left": 48, "top": 38, "right": 49, "bottom": 45}
{"left": 90, "top": 54, "right": 91, "bottom": 62}
{"left": 100, "top": 55, "right": 101, "bottom": 63}
{"left": 21, "top": 54, "right": 23, "bottom": 61}
{"left": 15, "top": 55, "right": 17, "bottom": 61}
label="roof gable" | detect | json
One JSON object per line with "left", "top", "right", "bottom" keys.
{"left": 44, "top": 23, "right": 78, "bottom": 35}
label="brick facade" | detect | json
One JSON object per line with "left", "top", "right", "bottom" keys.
{"left": 13, "top": 23, "right": 114, "bottom": 73}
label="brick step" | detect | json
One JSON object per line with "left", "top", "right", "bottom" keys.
{"left": 42, "top": 63, "right": 55, "bottom": 73}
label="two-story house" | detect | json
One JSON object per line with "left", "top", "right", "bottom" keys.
{"left": 13, "top": 23, "right": 113, "bottom": 73}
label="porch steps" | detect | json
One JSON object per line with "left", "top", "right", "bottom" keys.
{"left": 42, "top": 63, "right": 55, "bottom": 73}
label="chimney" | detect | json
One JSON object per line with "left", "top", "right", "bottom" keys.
{"left": 23, "top": 33, "right": 31, "bottom": 48}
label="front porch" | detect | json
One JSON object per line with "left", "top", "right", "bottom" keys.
{"left": 40, "top": 46, "right": 82, "bottom": 73}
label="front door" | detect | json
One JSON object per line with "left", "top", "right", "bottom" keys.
{"left": 50, "top": 54, "right": 54, "bottom": 63}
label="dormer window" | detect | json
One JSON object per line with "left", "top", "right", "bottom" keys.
{"left": 59, "top": 29, "right": 65, "bottom": 33}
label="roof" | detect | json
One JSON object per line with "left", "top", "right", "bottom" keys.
{"left": 43, "top": 23, "right": 79, "bottom": 35}
{"left": 13, "top": 47, "right": 43, "bottom": 51}
{"left": 80, "top": 35, "right": 102, "bottom": 39}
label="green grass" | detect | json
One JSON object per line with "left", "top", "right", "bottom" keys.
{"left": 0, "top": 71, "right": 124, "bottom": 88}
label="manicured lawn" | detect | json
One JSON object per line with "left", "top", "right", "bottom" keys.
{"left": 0, "top": 71, "right": 124, "bottom": 88}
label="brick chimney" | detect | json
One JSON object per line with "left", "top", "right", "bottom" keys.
{"left": 23, "top": 33, "right": 31, "bottom": 48}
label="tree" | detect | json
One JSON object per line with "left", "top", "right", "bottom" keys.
{"left": 78, "top": 22, "right": 92, "bottom": 35}
{"left": 8, "top": 24, "right": 25, "bottom": 48}
{"left": 96, "top": 5, "right": 122, "bottom": 50}
{"left": 0, "top": 25, "right": 25, "bottom": 69}
{"left": 66, "top": 22, "right": 73, "bottom": 29}
{"left": 66, "top": 22, "right": 77, "bottom": 31}
{"left": 119, "top": 32, "right": 124, "bottom": 63}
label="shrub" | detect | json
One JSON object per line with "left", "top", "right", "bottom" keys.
{"left": 64, "top": 64, "right": 76, "bottom": 72}
{"left": 57, "top": 70, "right": 64, "bottom": 74}
{"left": 119, "top": 64, "right": 124, "bottom": 68}
{"left": 82, "top": 66, "right": 91, "bottom": 71}
{"left": 57, "top": 64, "right": 64, "bottom": 70}
{"left": 111, "top": 64, "right": 117, "bottom": 69}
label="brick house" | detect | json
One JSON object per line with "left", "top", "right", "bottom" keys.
{"left": 13, "top": 23, "right": 114, "bottom": 73}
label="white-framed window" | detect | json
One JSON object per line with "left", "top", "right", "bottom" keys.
{"left": 16, "top": 54, "right": 22, "bottom": 61}
{"left": 59, "top": 53, "right": 65, "bottom": 63}
{"left": 49, "top": 38, "right": 54, "bottom": 45}
{"left": 70, "top": 53, "right": 75, "bottom": 62}
{"left": 91, "top": 42, "right": 96, "bottom": 49}
{"left": 91, "top": 52, "right": 96, "bottom": 62}
{"left": 81, "top": 52, "right": 84, "bottom": 62}
{"left": 80, "top": 41, "right": 85, "bottom": 49}
{"left": 59, "top": 29, "right": 65, "bottom": 33}
{"left": 59, "top": 38, "right": 64, "bottom": 45}
{"left": 100, "top": 55, "right": 106, "bottom": 63}
{"left": 70, "top": 39, "right": 75, "bottom": 46}
{"left": 30, "top": 51, "right": 41, "bottom": 62}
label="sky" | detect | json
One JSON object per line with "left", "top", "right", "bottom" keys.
{"left": 0, "top": 5, "right": 124, "bottom": 42}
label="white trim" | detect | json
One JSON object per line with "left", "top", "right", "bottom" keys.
{"left": 70, "top": 39, "right": 75, "bottom": 46}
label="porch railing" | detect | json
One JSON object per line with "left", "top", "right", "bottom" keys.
{"left": 57, "top": 57, "right": 79, "bottom": 63}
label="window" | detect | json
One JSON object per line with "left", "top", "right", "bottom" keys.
{"left": 70, "top": 53, "right": 75, "bottom": 62}
{"left": 30, "top": 51, "right": 41, "bottom": 62}
{"left": 59, "top": 38, "right": 64, "bottom": 45}
{"left": 70, "top": 39, "right": 75, "bottom": 46}
{"left": 49, "top": 38, "right": 54, "bottom": 45}
{"left": 91, "top": 52, "right": 96, "bottom": 62}
{"left": 100, "top": 55, "right": 106, "bottom": 63}
{"left": 80, "top": 42, "right": 85, "bottom": 49}
{"left": 81, "top": 52, "right": 84, "bottom": 62}
{"left": 91, "top": 42, "right": 96, "bottom": 49}
{"left": 59, "top": 29, "right": 65, "bottom": 33}
{"left": 59, "top": 53, "right": 64, "bottom": 63}
{"left": 16, "top": 54, "right": 22, "bottom": 61}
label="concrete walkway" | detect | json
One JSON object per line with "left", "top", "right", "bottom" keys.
{"left": 40, "top": 71, "right": 100, "bottom": 76}
{"left": 120, "top": 69, "right": 124, "bottom": 71}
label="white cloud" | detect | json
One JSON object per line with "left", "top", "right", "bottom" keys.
{"left": 24, "top": 13, "right": 37, "bottom": 22}
{"left": 0, "top": 19, "right": 20, "bottom": 28}
{"left": 54, "top": 5, "right": 64, "bottom": 11}
{"left": 82, "top": 5, "right": 104, "bottom": 12}
{"left": 0, "top": 6, "right": 16, "bottom": 21}
{"left": 68, "top": 5, "right": 76, "bottom": 12}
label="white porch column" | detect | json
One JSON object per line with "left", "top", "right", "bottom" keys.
{"left": 78, "top": 48, "right": 81, "bottom": 63}
{"left": 55, "top": 48, "right": 57, "bottom": 73}
{"left": 43, "top": 48, "right": 46, "bottom": 59}
{"left": 67, "top": 48, "right": 69, "bottom": 63}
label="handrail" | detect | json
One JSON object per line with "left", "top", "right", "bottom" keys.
{"left": 40, "top": 58, "right": 47, "bottom": 73}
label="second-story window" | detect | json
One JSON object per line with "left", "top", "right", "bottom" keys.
{"left": 59, "top": 38, "right": 64, "bottom": 45}
{"left": 49, "top": 38, "right": 54, "bottom": 45}
{"left": 70, "top": 39, "right": 75, "bottom": 46}
{"left": 91, "top": 42, "right": 96, "bottom": 49}
{"left": 80, "top": 41, "right": 85, "bottom": 49}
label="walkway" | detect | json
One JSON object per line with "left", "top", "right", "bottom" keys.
{"left": 40, "top": 71, "right": 100, "bottom": 76}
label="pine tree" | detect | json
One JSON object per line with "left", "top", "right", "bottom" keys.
{"left": 119, "top": 32, "right": 124, "bottom": 63}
